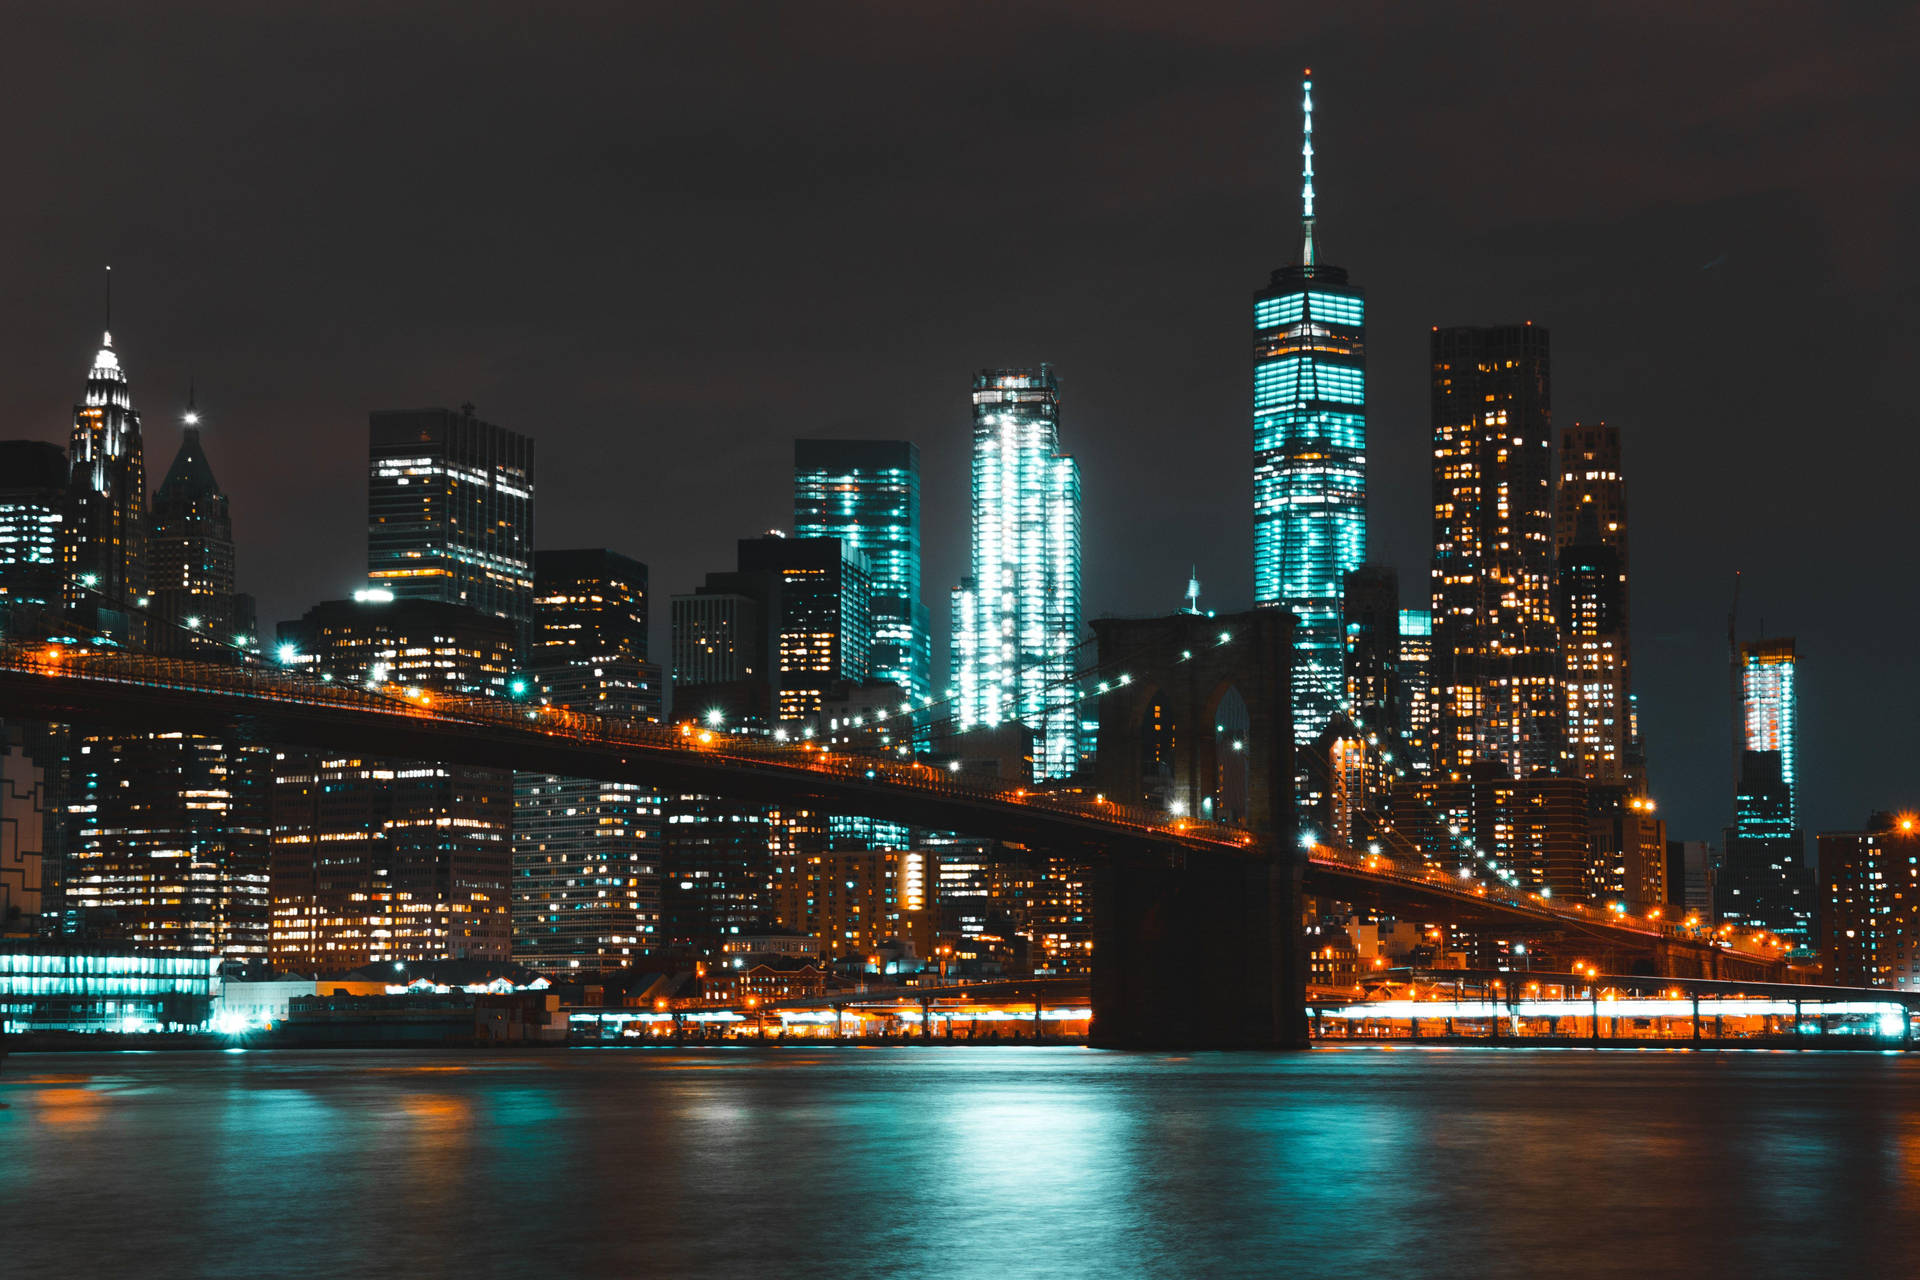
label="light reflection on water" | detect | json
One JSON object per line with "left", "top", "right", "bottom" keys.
{"left": 4, "top": 1046, "right": 1919, "bottom": 1279}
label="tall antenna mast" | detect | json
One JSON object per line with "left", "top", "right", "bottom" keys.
{"left": 104, "top": 264, "right": 113, "bottom": 338}
{"left": 1301, "top": 69, "right": 1316, "bottom": 268}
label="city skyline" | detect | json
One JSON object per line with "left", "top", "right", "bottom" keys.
{"left": 0, "top": 6, "right": 1912, "bottom": 848}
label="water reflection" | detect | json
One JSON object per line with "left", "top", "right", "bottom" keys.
{"left": 2, "top": 1047, "right": 1919, "bottom": 1279}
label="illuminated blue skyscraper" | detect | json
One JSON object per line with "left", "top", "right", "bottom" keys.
{"left": 1253, "top": 71, "right": 1366, "bottom": 744}
{"left": 951, "top": 366, "right": 1082, "bottom": 780}
{"left": 794, "top": 440, "right": 930, "bottom": 702}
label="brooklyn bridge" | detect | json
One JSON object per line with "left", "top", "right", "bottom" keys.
{"left": 0, "top": 609, "right": 1793, "bottom": 1049}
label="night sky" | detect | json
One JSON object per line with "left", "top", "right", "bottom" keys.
{"left": 4, "top": 2, "right": 1915, "bottom": 846}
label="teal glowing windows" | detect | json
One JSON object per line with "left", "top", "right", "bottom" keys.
{"left": 1307, "top": 292, "right": 1364, "bottom": 326}
{"left": 1255, "top": 296, "right": 1305, "bottom": 328}
{"left": 1251, "top": 270, "right": 1366, "bottom": 744}
{"left": 951, "top": 366, "right": 1082, "bottom": 780}
{"left": 793, "top": 441, "right": 929, "bottom": 702}
{"left": 1741, "top": 638, "right": 1798, "bottom": 824}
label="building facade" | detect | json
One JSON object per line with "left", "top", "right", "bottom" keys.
{"left": 1429, "top": 323, "right": 1563, "bottom": 779}
{"left": 1721, "top": 748, "right": 1813, "bottom": 947}
{"left": 513, "top": 549, "right": 664, "bottom": 976}
{"left": 270, "top": 598, "right": 519, "bottom": 970}
{"left": 1397, "top": 608, "right": 1434, "bottom": 778}
{"left": 1819, "top": 814, "right": 1920, "bottom": 989}
{"left": 794, "top": 439, "right": 930, "bottom": 702}
{"left": 64, "top": 729, "right": 272, "bottom": 958}
{"left": 366, "top": 407, "right": 534, "bottom": 647}
{"left": 149, "top": 411, "right": 254, "bottom": 658}
{"left": 951, "top": 365, "right": 1083, "bottom": 781}
{"left": 1738, "top": 638, "right": 1798, "bottom": 824}
{"left": 0, "top": 441, "right": 68, "bottom": 637}
{"left": 1555, "top": 422, "right": 1636, "bottom": 789}
{"left": 63, "top": 330, "right": 147, "bottom": 645}
{"left": 737, "top": 535, "right": 872, "bottom": 725}
{"left": 1252, "top": 74, "right": 1367, "bottom": 747}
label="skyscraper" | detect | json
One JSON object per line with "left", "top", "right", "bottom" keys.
{"left": 366, "top": 406, "right": 534, "bottom": 647}
{"left": 1721, "top": 637, "right": 1810, "bottom": 945}
{"left": 55, "top": 337, "right": 273, "bottom": 958}
{"left": 0, "top": 441, "right": 68, "bottom": 636}
{"left": 794, "top": 439, "right": 930, "bottom": 703}
{"left": 1397, "top": 608, "right": 1434, "bottom": 777}
{"left": 737, "top": 535, "right": 872, "bottom": 725}
{"left": 514, "top": 548, "right": 663, "bottom": 976}
{"left": 951, "top": 365, "right": 1083, "bottom": 781}
{"left": 1430, "top": 323, "right": 1563, "bottom": 779}
{"left": 63, "top": 326, "right": 147, "bottom": 644}
{"left": 1739, "top": 638, "right": 1799, "bottom": 823}
{"left": 1253, "top": 71, "right": 1366, "bottom": 744}
{"left": 149, "top": 397, "right": 255, "bottom": 658}
{"left": 1555, "top": 422, "right": 1636, "bottom": 788}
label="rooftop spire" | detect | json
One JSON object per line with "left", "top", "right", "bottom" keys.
{"left": 185, "top": 376, "right": 199, "bottom": 427}
{"left": 1301, "top": 70, "right": 1316, "bottom": 268}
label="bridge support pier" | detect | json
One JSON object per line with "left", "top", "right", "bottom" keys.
{"left": 1089, "top": 851, "right": 1306, "bottom": 1050}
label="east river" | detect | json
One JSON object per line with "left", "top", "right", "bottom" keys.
{"left": 5, "top": 1046, "right": 1920, "bottom": 1278}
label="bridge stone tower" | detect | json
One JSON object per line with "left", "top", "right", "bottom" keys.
{"left": 1087, "top": 608, "right": 1307, "bottom": 1049}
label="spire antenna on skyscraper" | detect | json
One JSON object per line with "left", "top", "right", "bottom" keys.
{"left": 185, "top": 376, "right": 199, "bottom": 427}
{"left": 1301, "top": 69, "right": 1315, "bottom": 268}
{"left": 103, "top": 264, "right": 113, "bottom": 345}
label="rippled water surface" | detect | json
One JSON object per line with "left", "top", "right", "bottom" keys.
{"left": 5, "top": 1045, "right": 1920, "bottom": 1279}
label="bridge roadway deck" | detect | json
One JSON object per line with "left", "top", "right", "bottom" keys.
{"left": 0, "top": 642, "right": 1778, "bottom": 970}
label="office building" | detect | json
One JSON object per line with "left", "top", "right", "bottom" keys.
{"left": 1430, "top": 323, "right": 1563, "bottom": 779}
{"left": 1397, "top": 608, "right": 1434, "bottom": 777}
{"left": 366, "top": 406, "right": 534, "bottom": 646}
{"left": 514, "top": 549, "right": 663, "bottom": 976}
{"left": 278, "top": 596, "right": 518, "bottom": 694}
{"left": 737, "top": 535, "right": 872, "bottom": 724}
{"left": 1253, "top": 72, "right": 1367, "bottom": 744}
{"left": 269, "top": 597, "right": 518, "bottom": 970}
{"left": 0, "top": 441, "right": 67, "bottom": 637}
{"left": 771, "top": 835, "right": 933, "bottom": 963}
{"left": 63, "top": 728, "right": 272, "bottom": 958}
{"left": 529, "top": 548, "right": 648, "bottom": 668}
{"left": 660, "top": 799, "right": 776, "bottom": 956}
{"left": 269, "top": 751, "right": 513, "bottom": 970}
{"left": 1395, "top": 766, "right": 1591, "bottom": 902}
{"left": 1556, "top": 422, "right": 1637, "bottom": 788}
{"left": 1588, "top": 794, "right": 1667, "bottom": 913}
{"left": 794, "top": 439, "right": 930, "bottom": 702}
{"left": 1820, "top": 813, "right": 1920, "bottom": 989}
{"left": 1721, "top": 748, "right": 1813, "bottom": 947}
{"left": 671, "top": 538, "right": 871, "bottom": 729}
{"left": 671, "top": 589, "right": 766, "bottom": 692}
{"left": 951, "top": 365, "right": 1083, "bottom": 780}
{"left": 63, "top": 328, "right": 148, "bottom": 644}
{"left": 148, "top": 400, "right": 255, "bottom": 659}
{"left": 1738, "top": 638, "right": 1799, "bottom": 823}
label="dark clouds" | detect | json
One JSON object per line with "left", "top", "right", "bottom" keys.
{"left": 3, "top": 1, "right": 1915, "bottom": 844}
